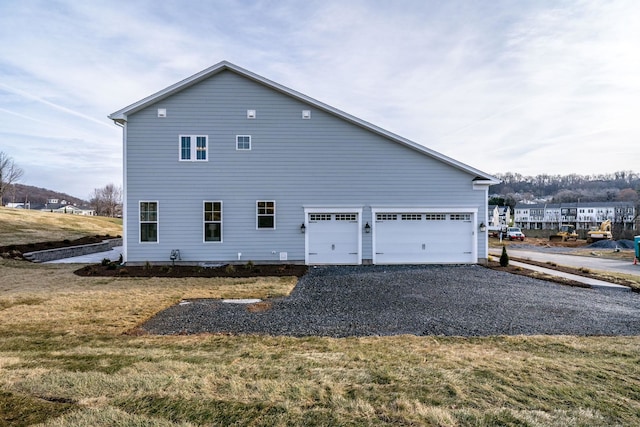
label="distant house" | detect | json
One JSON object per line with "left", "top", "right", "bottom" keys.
{"left": 514, "top": 202, "right": 636, "bottom": 231}
{"left": 109, "top": 61, "right": 499, "bottom": 265}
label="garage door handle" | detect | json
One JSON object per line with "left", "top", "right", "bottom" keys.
{"left": 309, "top": 252, "right": 318, "bottom": 255}
{"left": 349, "top": 252, "right": 357, "bottom": 255}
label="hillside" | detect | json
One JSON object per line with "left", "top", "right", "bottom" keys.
{"left": 0, "top": 207, "right": 122, "bottom": 246}
{"left": 490, "top": 171, "right": 640, "bottom": 205}
{"left": 1, "top": 183, "right": 87, "bottom": 206}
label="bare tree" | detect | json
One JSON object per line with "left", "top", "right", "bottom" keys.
{"left": 0, "top": 152, "right": 24, "bottom": 206}
{"left": 90, "top": 183, "right": 122, "bottom": 217}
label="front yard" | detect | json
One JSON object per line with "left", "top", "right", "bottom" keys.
{"left": 2, "top": 258, "right": 640, "bottom": 426}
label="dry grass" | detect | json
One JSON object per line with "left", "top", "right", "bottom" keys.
{"left": 2, "top": 208, "right": 640, "bottom": 425}
{"left": 0, "top": 207, "right": 122, "bottom": 245}
{"left": 1, "top": 258, "right": 640, "bottom": 425}
{"left": 0, "top": 259, "right": 295, "bottom": 336}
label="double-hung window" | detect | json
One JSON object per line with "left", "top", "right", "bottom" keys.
{"left": 257, "top": 201, "right": 275, "bottom": 229}
{"left": 236, "top": 135, "right": 251, "bottom": 150}
{"left": 140, "top": 201, "right": 158, "bottom": 242}
{"left": 179, "top": 135, "right": 208, "bottom": 161}
{"left": 204, "top": 201, "right": 222, "bottom": 242}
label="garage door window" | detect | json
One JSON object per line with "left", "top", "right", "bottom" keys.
{"left": 401, "top": 214, "right": 422, "bottom": 220}
{"left": 450, "top": 214, "right": 471, "bottom": 221}
{"left": 376, "top": 214, "right": 397, "bottom": 221}
{"left": 309, "top": 214, "right": 331, "bottom": 221}
{"left": 336, "top": 214, "right": 357, "bottom": 221}
{"left": 425, "top": 214, "right": 446, "bottom": 221}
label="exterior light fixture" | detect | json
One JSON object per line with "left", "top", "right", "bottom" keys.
{"left": 479, "top": 222, "right": 486, "bottom": 232}
{"left": 300, "top": 223, "right": 306, "bottom": 233}
{"left": 364, "top": 222, "right": 371, "bottom": 233}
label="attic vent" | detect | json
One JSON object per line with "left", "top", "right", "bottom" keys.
{"left": 157, "top": 108, "right": 167, "bottom": 118}
{"left": 302, "top": 110, "right": 311, "bottom": 119}
{"left": 247, "top": 109, "right": 256, "bottom": 119}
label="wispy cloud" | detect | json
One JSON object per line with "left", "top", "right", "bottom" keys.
{"left": 0, "top": 0, "right": 638, "bottom": 197}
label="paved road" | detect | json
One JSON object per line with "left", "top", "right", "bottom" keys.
{"left": 490, "top": 248, "right": 640, "bottom": 277}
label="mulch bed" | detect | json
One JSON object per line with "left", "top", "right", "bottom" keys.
{"left": 0, "top": 235, "right": 119, "bottom": 259}
{"left": 74, "top": 263, "right": 308, "bottom": 278}
{"left": 3, "top": 237, "right": 635, "bottom": 288}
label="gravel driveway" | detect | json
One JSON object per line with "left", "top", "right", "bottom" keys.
{"left": 141, "top": 265, "right": 640, "bottom": 337}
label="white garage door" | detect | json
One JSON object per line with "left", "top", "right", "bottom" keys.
{"left": 307, "top": 213, "right": 360, "bottom": 264}
{"left": 374, "top": 212, "right": 475, "bottom": 264}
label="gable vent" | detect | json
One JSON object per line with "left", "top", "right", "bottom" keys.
{"left": 302, "top": 110, "right": 311, "bottom": 119}
{"left": 247, "top": 109, "right": 256, "bottom": 119}
{"left": 157, "top": 108, "right": 167, "bottom": 118}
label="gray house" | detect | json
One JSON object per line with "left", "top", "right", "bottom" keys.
{"left": 109, "top": 61, "right": 499, "bottom": 265}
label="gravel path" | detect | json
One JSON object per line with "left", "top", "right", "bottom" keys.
{"left": 141, "top": 265, "right": 640, "bottom": 337}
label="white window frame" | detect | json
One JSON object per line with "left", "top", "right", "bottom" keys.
{"left": 179, "top": 135, "right": 208, "bottom": 162}
{"left": 203, "top": 201, "right": 223, "bottom": 243}
{"left": 236, "top": 135, "right": 251, "bottom": 151}
{"left": 139, "top": 201, "right": 159, "bottom": 243}
{"left": 256, "top": 200, "right": 276, "bottom": 230}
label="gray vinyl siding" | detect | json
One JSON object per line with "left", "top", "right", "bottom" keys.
{"left": 125, "top": 70, "right": 487, "bottom": 263}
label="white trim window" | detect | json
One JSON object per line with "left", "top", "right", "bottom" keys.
{"left": 139, "top": 201, "right": 158, "bottom": 243}
{"left": 179, "top": 135, "right": 208, "bottom": 161}
{"left": 236, "top": 135, "right": 251, "bottom": 151}
{"left": 204, "top": 201, "right": 222, "bottom": 242}
{"left": 257, "top": 201, "right": 275, "bottom": 229}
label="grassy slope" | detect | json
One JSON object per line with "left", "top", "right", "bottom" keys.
{"left": 1, "top": 210, "right": 640, "bottom": 426}
{"left": 0, "top": 207, "right": 122, "bottom": 246}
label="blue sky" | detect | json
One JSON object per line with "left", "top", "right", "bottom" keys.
{"left": 1, "top": 0, "right": 639, "bottom": 199}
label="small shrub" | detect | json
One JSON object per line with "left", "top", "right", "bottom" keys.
{"left": 160, "top": 265, "right": 173, "bottom": 274}
{"left": 579, "top": 267, "right": 590, "bottom": 273}
{"left": 118, "top": 254, "right": 123, "bottom": 264}
{"left": 63, "top": 239, "right": 70, "bottom": 243}
{"left": 101, "top": 258, "right": 111, "bottom": 266}
{"left": 118, "top": 268, "right": 129, "bottom": 275}
{"left": 106, "top": 262, "right": 117, "bottom": 270}
{"left": 225, "top": 264, "right": 236, "bottom": 274}
{"left": 500, "top": 246, "right": 509, "bottom": 267}
{"left": 244, "top": 260, "right": 255, "bottom": 270}
{"left": 144, "top": 261, "right": 152, "bottom": 271}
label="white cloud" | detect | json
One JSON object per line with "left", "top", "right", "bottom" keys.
{"left": 0, "top": 0, "right": 638, "bottom": 197}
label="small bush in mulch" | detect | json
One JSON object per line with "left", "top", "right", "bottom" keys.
{"left": 74, "top": 263, "right": 308, "bottom": 278}
{"left": 499, "top": 245, "right": 509, "bottom": 267}
{"left": 0, "top": 235, "right": 120, "bottom": 259}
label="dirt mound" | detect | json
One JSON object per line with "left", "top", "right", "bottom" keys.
{"left": 587, "top": 239, "right": 635, "bottom": 249}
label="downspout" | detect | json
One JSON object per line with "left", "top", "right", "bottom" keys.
{"left": 112, "top": 118, "right": 127, "bottom": 264}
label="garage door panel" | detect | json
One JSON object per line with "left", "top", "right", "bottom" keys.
{"left": 307, "top": 213, "right": 359, "bottom": 264}
{"left": 374, "top": 212, "right": 474, "bottom": 264}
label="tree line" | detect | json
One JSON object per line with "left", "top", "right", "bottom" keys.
{"left": 1, "top": 151, "right": 121, "bottom": 217}
{"left": 491, "top": 171, "right": 640, "bottom": 204}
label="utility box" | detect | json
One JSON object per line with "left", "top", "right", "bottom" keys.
{"left": 635, "top": 236, "right": 640, "bottom": 260}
